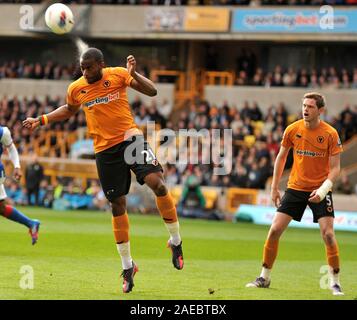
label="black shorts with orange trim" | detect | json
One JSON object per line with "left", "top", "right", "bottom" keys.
{"left": 95, "top": 136, "right": 163, "bottom": 201}
{"left": 277, "top": 188, "right": 334, "bottom": 223}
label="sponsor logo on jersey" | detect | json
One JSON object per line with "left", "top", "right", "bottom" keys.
{"left": 84, "top": 92, "right": 120, "bottom": 108}
{"left": 296, "top": 149, "right": 325, "bottom": 157}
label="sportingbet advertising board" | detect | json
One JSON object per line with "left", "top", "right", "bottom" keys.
{"left": 235, "top": 204, "right": 357, "bottom": 232}
{"left": 232, "top": 9, "right": 357, "bottom": 33}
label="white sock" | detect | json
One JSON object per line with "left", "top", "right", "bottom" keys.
{"left": 116, "top": 241, "right": 133, "bottom": 270}
{"left": 260, "top": 267, "right": 271, "bottom": 280}
{"left": 329, "top": 266, "right": 340, "bottom": 286}
{"left": 165, "top": 221, "right": 181, "bottom": 246}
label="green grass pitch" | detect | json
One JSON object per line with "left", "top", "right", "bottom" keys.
{"left": 0, "top": 207, "right": 356, "bottom": 300}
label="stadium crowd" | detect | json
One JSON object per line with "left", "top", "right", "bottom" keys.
{"left": 0, "top": 59, "right": 151, "bottom": 81}
{"left": 5, "top": 176, "right": 110, "bottom": 211}
{"left": 0, "top": 95, "right": 87, "bottom": 156}
{"left": 4, "top": 58, "right": 357, "bottom": 90}
{"left": 0, "top": 60, "right": 76, "bottom": 80}
{"left": 1, "top": 93, "right": 356, "bottom": 212}
{"left": 2, "top": 94, "right": 356, "bottom": 156}
{"left": 235, "top": 65, "right": 357, "bottom": 89}
{"left": 158, "top": 98, "right": 356, "bottom": 190}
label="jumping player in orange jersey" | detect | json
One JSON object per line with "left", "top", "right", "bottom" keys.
{"left": 23, "top": 47, "right": 183, "bottom": 294}
{"left": 246, "top": 92, "right": 344, "bottom": 296}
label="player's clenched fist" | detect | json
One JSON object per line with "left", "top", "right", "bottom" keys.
{"left": 22, "top": 117, "right": 40, "bottom": 131}
{"left": 127, "top": 55, "right": 136, "bottom": 76}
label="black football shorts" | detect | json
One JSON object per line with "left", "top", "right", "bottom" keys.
{"left": 95, "top": 135, "right": 163, "bottom": 201}
{"left": 277, "top": 188, "right": 334, "bottom": 223}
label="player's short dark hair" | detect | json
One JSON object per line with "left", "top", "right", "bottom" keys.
{"left": 303, "top": 92, "right": 326, "bottom": 109}
{"left": 80, "top": 47, "right": 104, "bottom": 63}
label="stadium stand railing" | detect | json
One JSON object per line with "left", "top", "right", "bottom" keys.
{"left": 149, "top": 69, "right": 236, "bottom": 105}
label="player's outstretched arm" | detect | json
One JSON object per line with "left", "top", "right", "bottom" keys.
{"left": 22, "top": 104, "right": 81, "bottom": 131}
{"left": 271, "top": 146, "right": 290, "bottom": 207}
{"left": 126, "top": 55, "right": 157, "bottom": 97}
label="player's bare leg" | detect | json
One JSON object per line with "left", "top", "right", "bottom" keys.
{"left": 144, "top": 172, "right": 183, "bottom": 270}
{"left": 246, "top": 212, "right": 292, "bottom": 288}
{"left": 111, "top": 195, "right": 137, "bottom": 293}
{"left": 319, "top": 216, "right": 344, "bottom": 296}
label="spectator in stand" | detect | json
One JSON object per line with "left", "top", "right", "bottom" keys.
{"left": 221, "top": 175, "right": 232, "bottom": 188}
{"left": 165, "top": 164, "right": 180, "bottom": 187}
{"left": 341, "top": 74, "right": 350, "bottom": 89}
{"left": 341, "top": 112, "right": 356, "bottom": 142}
{"left": 262, "top": 114, "right": 275, "bottom": 137}
{"left": 210, "top": 174, "right": 222, "bottom": 187}
{"left": 231, "top": 113, "right": 244, "bottom": 132}
{"left": 135, "top": 105, "right": 150, "bottom": 126}
{"left": 272, "top": 65, "right": 283, "bottom": 87}
{"left": 275, "top": 102, "right": 288, "bottom": 126}
{"left": 40, "top": 179, "right": 55, "bottom": 208}
{"left": 257, "top": 156, "right": 271, "bottom": 187}
{"left": 252, "top": 68, "right": 264, "bottom": 86}
{"left": 158, "top": 98, "right": 173, "bottom": 120}
{"left": 242, "top": 117, "right": 254, "bottom": 135}
{"left": 309, "top": 74, "right": 319, "bottom": 88}
{"left": 266, "top": 132, "right": 279, "bottom": 157}
{"left": 351, "top": 73, "right": 357, "bottom": 89}
{"left": 5, "top": 179, "right": 26, "bottom": 206}
{"left": 232, "top": 127, "right": 245, "bottom": 143}
{"left": 232, "top": 162, "right": 248, "bottom": 188}
{"left": 235, "top": 70, "right": 248, "bottom": 86}
{"left": 240, "top": 101, "right": 251, "bottom": 120}
{"left": 131, "top": 96, "right": 142, "bottom": 115}
{"left": 147, "top": 101, "right": 166, "bottom": 128}
{"left": 249, "top": 101, "right": 263, "bottom": 121}
{"left": 282, "top": 68, "right": 297, "bottom": 87}
{"left": 86, "top": 180, "right": 109, "bottom": 211}
{"left": 25, "top": 153, "right": 44, "bottom": 206}
{"left": 247, "top": 162, "right": 263, "bottom": 189}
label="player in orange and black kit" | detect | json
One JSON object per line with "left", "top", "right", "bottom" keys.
{"left": 23, "top": 48, "right": 183, "bottom": 294}
{"left": 246, "top": 92, "right": 344, "bottom": 296}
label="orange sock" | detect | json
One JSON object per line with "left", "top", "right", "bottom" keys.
{"left": 156, "top": 192, "right": 178, "bottom": 223}
{"left": 112, "top": 213, "right": 130, "bottom": 244}
{"left": 326, "top": 243, "right": 340, "bottom": 273}
{"left": 262, "top": 239, "right": 279, "bottom": 269}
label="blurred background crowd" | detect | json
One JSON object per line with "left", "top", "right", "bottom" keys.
{"left": 4, "top": 58, "right": 357, "bottom": 90}
{"left": 2, "top": 91, "right": 356, "bottom": 212}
